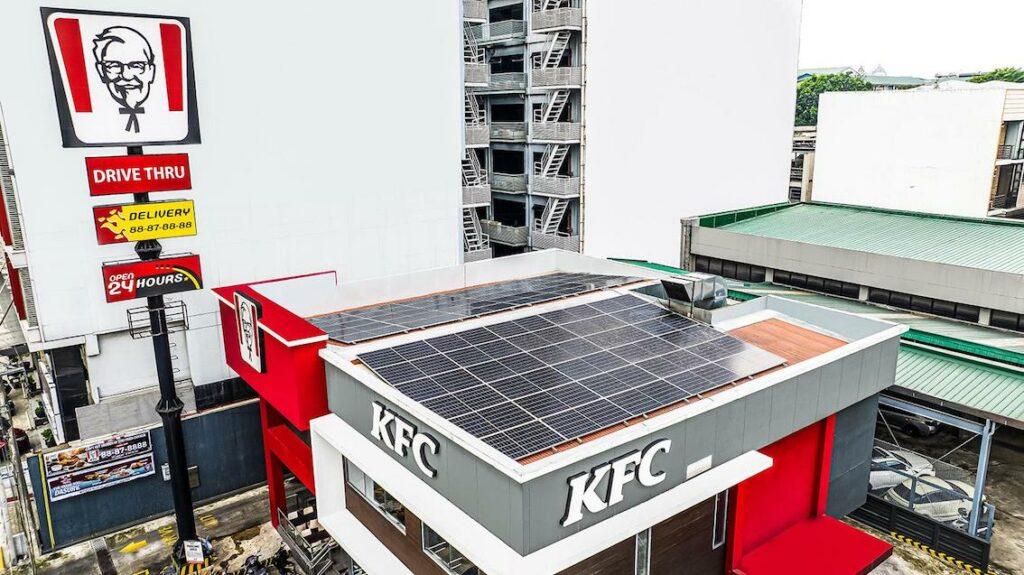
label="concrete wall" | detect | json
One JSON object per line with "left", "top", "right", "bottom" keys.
{"left": 582, "top": 0, "right": 802, "bottom": 266}
{"left": 0, "top": 0, "right": 462, "bottom": 391}
{"left": 324, "top": 335, "right": 900, "bottom": 555}
{"left": 689, "top": 226, "right": 1024, "bottom": 314}
{"left": 27, "top": 400, "right": 264, "bottom": 550}
{"left": 814, "top": 90, "right": 1006, "bottom": 218}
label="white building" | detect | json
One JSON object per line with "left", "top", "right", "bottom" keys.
{"left": 0, "top": 1, "right": 462, "bottom": 440}
{"left": 581, "top": 0, "right": 803, "bottom": 266}
{"left": 813, "top": 83, "right": 1024, "bottom": 218}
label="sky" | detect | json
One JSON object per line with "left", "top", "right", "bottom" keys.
{"left": 799, "top": 0, "right": 1024, "bottom": 78}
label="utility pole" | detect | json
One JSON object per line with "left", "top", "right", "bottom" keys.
{"left": 128, "top": 146, "right": 198, "bottom": 564}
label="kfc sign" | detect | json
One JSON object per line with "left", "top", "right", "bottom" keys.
{"left": 41, "top": 8, "right": 200, "bottom": 147}
{"left": 234, "top": 292, "right": 265, "bottom": 373}
{"left": 102, "top": 254, "right": 202, "bottom": 302}
{"left": 370, "top": 402, "right": 440, "bottom": 478}
{"left": 561, "top": 439, "right": 672, "bottom": 527}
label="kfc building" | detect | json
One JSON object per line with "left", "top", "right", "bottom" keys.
{"left": 215, "top": 251, "right": 903, "bottom": 575}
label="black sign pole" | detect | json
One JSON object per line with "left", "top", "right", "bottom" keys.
{"left": 127, "top": 145, "right": 198, "bottom": 562}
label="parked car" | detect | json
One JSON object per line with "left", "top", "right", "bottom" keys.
{"left": 879, "top": 406, "right": 940, "bottom": 437}
{"left": 883, "top": 477, "right": 983, "bottom": 524}
{"left": 869, "top": 445, "right": 934, "bottom": 491}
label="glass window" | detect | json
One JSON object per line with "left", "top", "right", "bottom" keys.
{"left": 345, "top": 459, "right": 406, "bottom": 532}
{"left": 422, "top": 524, "right": 487, "bottom": 575}
{"left": 712, "top": 491, "right": 728, "bottom": 549}
{"left": 634, "top": 528, "right": 651, "bottom": 575}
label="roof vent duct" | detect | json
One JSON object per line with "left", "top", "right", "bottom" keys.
{"left": 661, "top": 273, "right": 728, "bottom": 318}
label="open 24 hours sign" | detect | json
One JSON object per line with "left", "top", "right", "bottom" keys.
{"left": 102, "top": 254, "right": 202, "bottom": 302}
{"left": 93, "top": 199, "right": 196, "bottom": 244}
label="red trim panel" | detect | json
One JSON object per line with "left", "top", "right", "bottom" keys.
{"left": 266, "top": 424, "right": 315, "bottom": 494}
{"left": 52, "top": 18, "right": 92, "bottom": 112}
{"left": 5, "top": 258, "right": 26, "bottom": 321}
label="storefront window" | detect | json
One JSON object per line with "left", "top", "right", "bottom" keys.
{"left": 345, "top": 459, "right": 406, "bottom": 532}
{"left": 422, "top": 523, "right": 487, "bottom": 575}
{"left": 634, "top": 528, "right": 651, "bottom": 575}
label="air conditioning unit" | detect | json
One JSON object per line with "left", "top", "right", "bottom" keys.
{"left": 661, "top": 273, "right": 728, "bottom": 318}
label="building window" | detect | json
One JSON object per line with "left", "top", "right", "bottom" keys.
{"left": 990, "top": 309, "right": 1024, "bottom": 332}
{"left": 422, "top": 523, "right": 487, "bottom": 575}
{"left": 868, "top": 288, "right": 981, "bottom": 324}
{"left": 634, "top": 528, "right": 651, "bottom": 575}
{"left": 712, "top": 491, "right": 728, "bottom": 549}
{"left": 694, "top": 256, "right": 766, "bottom": 283}
{"left": 773, "top": 269, "right": 860, "bottom": 299}
{"left": 345, "top": 459, "right": 406, "bottom": 533}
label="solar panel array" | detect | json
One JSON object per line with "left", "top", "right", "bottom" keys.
{"left": 308, "top": 273, "right": 637, "bottom": 344}
{"left": 358, "top": 294, "right": 785, "bottom": 460}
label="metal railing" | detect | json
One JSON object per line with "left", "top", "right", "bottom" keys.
{"left": 462, "top": 184, "right": 491, "bottom": 206}
{"left": 464, "top": 62, "right": 489, "bottom": 86}
{"left": 793, "top": 139, "right": 816, "bottom": 151}
{"left": 790, "top": 167, "right": 804, "bottom": 180}
{"left": 531, "top": 67, "right": 583, "bottom": 88}
{"left": 491, "top": 122, "right": 528, "bottom": 141}
{"left": 532, "top": 122, "right": 581, "bottom": 142}
{"left": 492, "top": 172, "right": 528, "bottom": 193}
{"left": 465, "top": 123, "right": 489, "bottom": 147}
{"left": 466, "top": 20, "right": 527, "bottom": 43}
{"left": 989, "top": 193, "right": 1019, "bottom": 211}
{"left": 481, "top": 219, "right": 528, "bottom": 246}
{"left": 485, "top": 72, "right": 527, "bottom": 92}
{"left": 531, "top": 7, "right": 583, "bottom": 31}
{"left": 463, "top": 0, "right": 487, "bottom": 21}
{"left": 532, "top": 175, "right": 579, "bottom": 197}
{"left": 996, "top": 144, "right": 1019, "bottom": 160}
{"left": 464, "top": 246, "right": 493, "bottom": 262}
{"left": 530, "top": 229, "right": 580, "bottom": 251}
{"left": 276, "top": 507, "right": 337, "bottom": 575}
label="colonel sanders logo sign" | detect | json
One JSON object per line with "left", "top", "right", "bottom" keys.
{"left": 41, "top": 8, "right": 200, "bottom": 148}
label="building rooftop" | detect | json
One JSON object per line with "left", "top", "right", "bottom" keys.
{"left": 700, "top": 202, "right": 1024, "bottom": 275}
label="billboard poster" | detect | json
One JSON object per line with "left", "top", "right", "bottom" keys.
{"left": 93, "top": 199, "right": 196, "bottom": 244}
{"left": 234, "top": 292, "right": 265, "bottom": 373}
{"left": 43, "top": 431, "right": 156, "bottom": 502}
{"left": 102, "top": 254, "right": 202, "bottom": 303}
{"left": 86, "top": 153, "right": 191, "bottom": 196}
{"left": 46, "top": 453, "right": 156, "bottom": 502}
{"left": 43, "top": 431, "right": 152, "bottom": 477}
{"left": 40, "top": 8, "right": 200, "bottom": 147}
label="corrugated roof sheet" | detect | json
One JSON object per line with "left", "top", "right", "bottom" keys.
{"left": 714, "top": 203, "right": 1024, "bottom": 274}
{"left": 896, "top": 346, "right": 1024, "bottom": 428}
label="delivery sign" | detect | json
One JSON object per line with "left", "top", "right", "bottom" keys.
{"left": 93, "top": 200, "right": 196, "bottom": 244}
{"left": 102, "top": 254, "right": 202, "bottom": 302}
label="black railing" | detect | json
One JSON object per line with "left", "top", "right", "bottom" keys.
{"left": 996, "top": 144, "right": 1023, "bottom": 160}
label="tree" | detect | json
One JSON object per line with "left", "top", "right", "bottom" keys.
{"left": 969, "top": 68, "right": 1024, "bottom": 84}
{"left": 795, "top": 73, "right": 874, "bottom": 126}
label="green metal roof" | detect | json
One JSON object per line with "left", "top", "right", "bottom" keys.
{"left": 706, "top": 203, "right": 1024, "bottom": 275}
{"left": 896, "top": 346, "right": 1024, "bottom": 428}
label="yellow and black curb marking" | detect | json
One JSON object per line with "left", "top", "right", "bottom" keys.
{"left": 889, "top": 532, "right": 996, "bottom": 575}
{"left": 177, "top": 557, "right": 211, "bottom": 574}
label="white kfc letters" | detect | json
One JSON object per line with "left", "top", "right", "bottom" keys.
{"left": 561, "top": 439, "right": 672, "bottom": 526}
{"left": 371, "top": 402, "right": 440, "bottom": 478}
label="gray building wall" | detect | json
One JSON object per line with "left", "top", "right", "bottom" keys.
{"left": 827, "top": 394, "right": 879, "bottom": 517}
{"left": 327, "top": 335, "right": 899, "bottom": 555}
{"left": 685, "top": 224, "right": 1024, "bottom": 315}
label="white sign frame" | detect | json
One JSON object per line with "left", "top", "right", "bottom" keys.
{"left": 41, "top": 7, "right": 201, "bottom": 147}
{"left": 234, "top": 292, "right": 265, "bottom": 373}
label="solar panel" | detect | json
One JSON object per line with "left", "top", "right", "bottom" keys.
{"left": 358, "top": 294, "right": 785, "bottom": 460}
{"left": 309, "top": 272, "right": 638, "bottom": 344}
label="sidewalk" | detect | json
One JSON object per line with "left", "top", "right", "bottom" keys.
{"left": 32, "top": 486, "right": 282, "bottom": 575}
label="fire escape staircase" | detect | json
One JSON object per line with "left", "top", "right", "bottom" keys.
{"left": 463, "top": 207, "right": 489, "bottom": 252}
{"left": 462, "top": 151, "right": 487, "bottom": 189}
{"left": 465, "top": 94, "right": 486, "bottom": 127}
{"left": 536, "top": 198, "right": 570, "bottom": 235}
{"left": 541, "top": 30, "right": 572, "bottom": 69}
{"left": 463, "top": 22, "right": 485, "bottom": 66}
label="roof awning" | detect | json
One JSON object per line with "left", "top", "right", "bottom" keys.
{"left": 895, "top": 345, "right": 1024, "bottom": 429}
{"left": 736, "top": 516, "right": 891, "bottom": 575}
